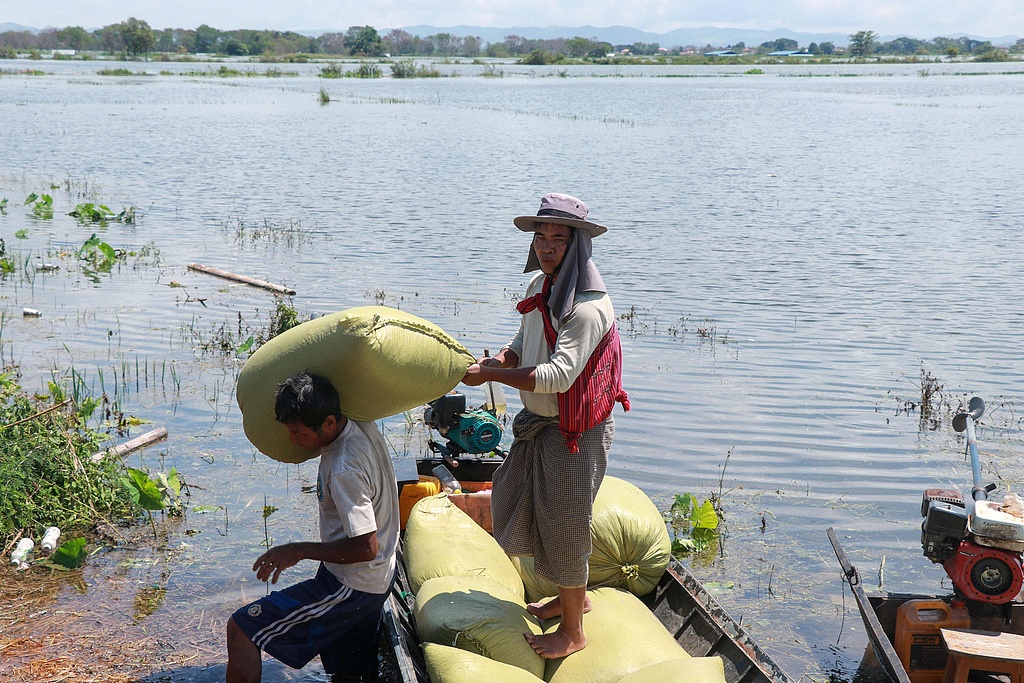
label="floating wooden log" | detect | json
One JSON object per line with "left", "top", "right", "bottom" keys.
{"left": 187, "top": 262, "right": 296, "bottom": 295}
{"left": 91, "top": 427, "right": 168, "bottom": 462}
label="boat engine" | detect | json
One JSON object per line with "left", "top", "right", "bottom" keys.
{"left": 424, "top": 392, "right": 504, "bottom": 460}
{"left": 919, "top": 397, "right": 1024, "bottom": 604}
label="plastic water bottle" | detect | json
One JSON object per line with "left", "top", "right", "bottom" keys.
{"left": 40, "top": 527, "right": 61, "bottom": 555}
{"left": 11, "top": 538, "right": 34, "bottom": 566}
{"left": 432, "top": 464, "right": 462, "bottom": 494}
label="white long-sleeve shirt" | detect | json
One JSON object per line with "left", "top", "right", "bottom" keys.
{"left": 504, "top": 272, "right": 615, "bottom": 417}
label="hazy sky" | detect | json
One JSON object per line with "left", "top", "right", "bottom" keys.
{"left": 4, "top": 0, "right": 1021, "bottom": 38}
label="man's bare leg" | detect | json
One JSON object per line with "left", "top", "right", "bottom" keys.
{"left": 526, "top": 592, "right": 592, "bottom": 620}
{"left": 226, "top": 616, "right": 263, "bottom": 683}
{"left": 524, "top": 585, "right": 587, "bottom": 658}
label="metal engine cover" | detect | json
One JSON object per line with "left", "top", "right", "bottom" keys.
{"left": 921, "top": 501, "right": 968, "bottom": 562}
{"left": 942, "top": 540, "right": 1024, "bottom": 604}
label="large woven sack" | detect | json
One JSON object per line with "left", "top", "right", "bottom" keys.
{"left": 545, "top": 587, "right": 689, "bottom": 683}
{"left": 404, "top": 494, "right": 525, "bottom": 600}
{"left": 423, "top": 643, "right": 543, "bottom": 683}
{"left": 511, "top": 555, "right": 560, "bottom": 605}
{"left": 415, "top": 575, "right": 545, "bottom": 678}
{"left": 588, "top": 476, "right": 671, "bottom": 595}
{"left": 616, "top": 657, "right": 726, "bottom": 683}
{"left": 510, "top": 477, "right": 671, "bottom": 601}
{"left": 236, "top": 306, "right": 474, "bottom": 463}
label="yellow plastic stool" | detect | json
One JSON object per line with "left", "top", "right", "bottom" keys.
{"left": 940, "top": 628, "right": 1024, "bottom": 683}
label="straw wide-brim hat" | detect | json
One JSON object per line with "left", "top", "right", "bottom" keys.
{"left": 513, "top": 192, "right": 607, "bottom": 237}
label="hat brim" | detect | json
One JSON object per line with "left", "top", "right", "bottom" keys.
{"left": 513, "top": 215, "right": 607, "bottom": 237}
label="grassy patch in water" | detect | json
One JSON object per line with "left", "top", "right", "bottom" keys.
{"left": 0, "top": 371, "right": 137, "bottom": 541}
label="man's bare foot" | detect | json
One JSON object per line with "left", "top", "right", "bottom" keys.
{"left": 524, "top": 629, "right": 586, "bottom": 658}
{"left": 526, "top": 595, "right": 593, "bottom": 620}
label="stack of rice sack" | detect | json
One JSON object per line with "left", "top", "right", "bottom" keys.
{"left": 404, "top": 478, "right": 727, "bottom": 683}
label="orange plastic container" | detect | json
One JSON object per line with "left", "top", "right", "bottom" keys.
{"left": 894, "top": 599, "right": 970, "bottom": 683}
{"left": 398, "top": 476, "right": 440, "bottom": 529}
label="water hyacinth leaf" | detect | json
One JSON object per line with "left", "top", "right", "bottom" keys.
{"left": 163, "top": 468, "right": 181, "bottom": 497}
{"left": 51, "top": 537, "right": 88, "bottom": 569}
{"left": 236, "top": 336, "right": 254, "bottom": 354}
{"left": 693, "top": 500, "right": 719, "bottom": 530}
{"left": 48, "top": 381, "right": 66, "bottom": 402}
{"left": 78, "top": 396, "right": 100, "bottom": 422}
{"left": 98, "top": 242, "right": 117, "bottom": 261}
{"left": 263, "top": 504, "right": 278, "bottom": 519}
{"left": 123, "top": 467, "right": 165, "bottom": 510}
{"left": 25, "top": 193, "right": 38, "bottom": 205}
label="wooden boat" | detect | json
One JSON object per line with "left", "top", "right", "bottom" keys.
{"left": 827, "top": 527, "right": 1024, "bottom": 683}
{"left": 380, "top": 457, "right": 793, "bottom": 683}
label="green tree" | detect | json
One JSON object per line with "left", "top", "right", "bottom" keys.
{"left": 58, "top": 26, "right": 90, "bottom": 51}
{"left": 194, "top": 24, "right": 221, "bottom": 53}
{"left": 384, "top": 29, "right": 415, "bottom": 55}
{"left": 345, "top": 25, "right": 383, "bottom": 56}
{"left": 819, "top": 41, "right": 835, "bottom": 55}
{"left": 848, "top": 30, "right": 877, "bottom": 58}
{"left": 430, "top": 32, "right": 454, "bottom": 56}
{"left": 118, "top": 17, "right": 155, "bottom": 59}
{"left": 565, "top": 36, "right": 595, "bottom": 58}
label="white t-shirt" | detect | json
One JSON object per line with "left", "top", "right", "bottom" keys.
{"left": 317, "top": 419, "right": 399, "bottom": 594}
{"left": 505, "top": 272, "right": 615, "bottom": 417}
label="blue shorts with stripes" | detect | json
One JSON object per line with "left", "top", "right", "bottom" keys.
{"left": 231, "top": 562, "right": 389, "bottom": 674}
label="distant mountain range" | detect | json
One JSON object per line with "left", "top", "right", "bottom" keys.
{"left": 395, "top": 24, "right": 1020, "bottom": 48}
{"left": 2, "top": 21, "right": 1019, "bottom": 47}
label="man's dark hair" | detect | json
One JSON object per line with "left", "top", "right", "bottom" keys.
{"left": 274, "top": 372, "right": 342, "bottom": 430}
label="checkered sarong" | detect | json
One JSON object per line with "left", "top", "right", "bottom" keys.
{"left": 490, "top": 409, "right": 614, "bottom": 588}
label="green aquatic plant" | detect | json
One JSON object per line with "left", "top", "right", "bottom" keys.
{"left": 78, "top": 233, "right": 124, "bottom": 271}
{"left": 0, "top": 239, "right": 15, "bottom": 275}
{"left": 665, "top": 492, "right": 721, "bottom": 557}
{"left": 319, "top": 62, "right": 344, "bottom": 78}
{"left": 25, "top": 192, "right": 53, "bottom": 219}
{"left": 69, "top": 202, "right": 138, "bottom": 225}
{"left": 318, "top": 86, "right": 330, "bottom": 104}
{"left": 389, "top": 60, "right": 441, "bottom": 78}
{"left": 97, "top": 68, "right": 135, "bottom": 76}
{"left": 349, "top": 63, "right": 381, "bottom": 78}
{"left": 69, "top": 202, "right": 116, "bottom": 223}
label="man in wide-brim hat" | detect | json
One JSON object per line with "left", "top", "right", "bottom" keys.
{"left": 463, "top": 192, "right": 630, "bottom": 658}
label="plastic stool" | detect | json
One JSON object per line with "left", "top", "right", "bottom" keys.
{"left": 940, "top": 628, "right": 1024, "bottom": 683}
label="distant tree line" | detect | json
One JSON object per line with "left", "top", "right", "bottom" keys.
{"left": 2, "top": 19, "right": 1022, "bottom": 61}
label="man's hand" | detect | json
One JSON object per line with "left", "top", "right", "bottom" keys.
{"left": 462, "top": 363, "right": 487, "bottom": 386}
{"left": 253, "top": 543, "right": 303, "bottom": 584}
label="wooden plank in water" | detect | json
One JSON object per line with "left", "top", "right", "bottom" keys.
{"left": 91, "top": 427, "right": 168, "bottom": 462}
{"left": 187, "top": 262, "right": 296, "bottom": 295}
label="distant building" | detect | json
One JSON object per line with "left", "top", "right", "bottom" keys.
{"left": 768, "top": 50, "right": 814, "bottom": 57}
{"left": 705, "top": 50, "right": 738, "bottom": 56}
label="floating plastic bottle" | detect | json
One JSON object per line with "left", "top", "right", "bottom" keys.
{"left": 11, "top": 538, "right": 34, "bottom": 566}
{"left": 432, "top": 464, "right": 462, "bottom": 494}
{"left": 40, "top": 527, "right": 61, "bottom": 555}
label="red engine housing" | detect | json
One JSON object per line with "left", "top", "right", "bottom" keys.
{"left": 943, "top": 540, "right": 1024, "bottom": 604}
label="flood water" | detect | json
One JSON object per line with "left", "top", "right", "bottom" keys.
{"left": 2, "top": 57, "right": 1024, "bottom": 681}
